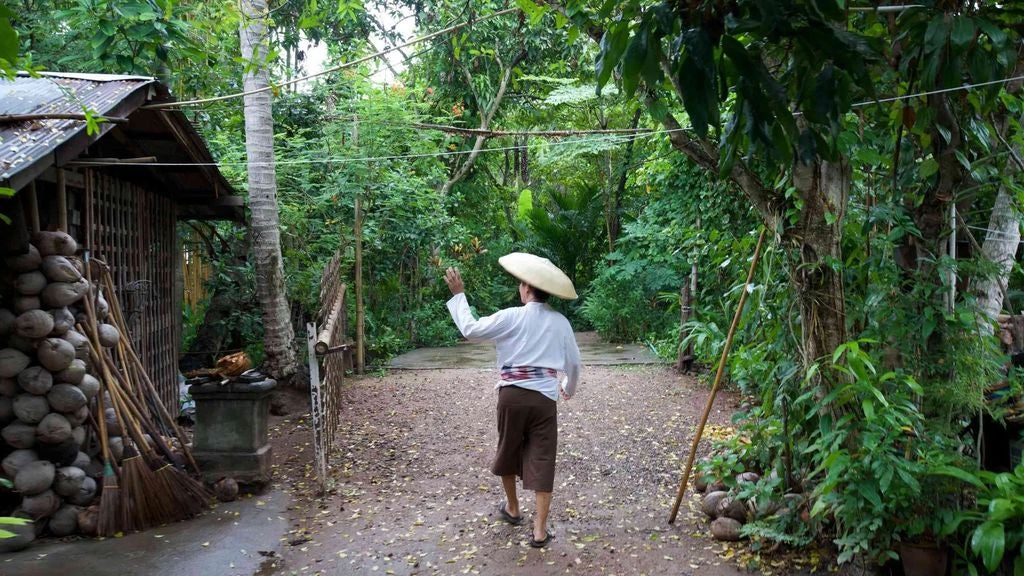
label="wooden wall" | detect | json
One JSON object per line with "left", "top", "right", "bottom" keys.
{"left": 89, "top": 171, "right": 180, "bottom": 410}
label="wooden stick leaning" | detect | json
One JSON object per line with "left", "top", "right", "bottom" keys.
{"left": 668, "top": 229, "right": 767, "bottom": 524}
{"left": 82, "top": 260, "right": 143, "bottom": 533}
{"left": 81, "top": 326, "right": 159, "bottom": 529}
{"left": 104, "top": 345, "right": 206, "bottom": 521}
{"left": 90, "top": 337, "right": 180, "bottom": 527}
{"left": 92, "top": 348, "right": 122, "bottom": 537}
{"left": 95, "top": 262, "right": 203, "bottom": 476}
{"left": 103, "top": 339, "right": 210, "bottom": 517}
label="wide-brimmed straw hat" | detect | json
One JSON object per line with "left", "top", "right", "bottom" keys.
{"left": 498, "top": 252, "right": 578, "bottom": 300}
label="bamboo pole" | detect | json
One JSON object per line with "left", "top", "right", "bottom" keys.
{"left": 84, "top": 169, "right": 92, "bottom": 250}
{"left": 355, "top": 194, "right": 365, "bottom": 374}
{"left": 316, "top": 284, "right": 348, "bottom": 355}
{"left": 26, "top": 181, "right": 39, "bottom": 233}
{"left": 56, "top": 168, "right": 67, "bottom": 232}
{"left": 353, "top": 114, "right": 365, "bottom": 374}
{"left": 668, "top": 228, "right": 767, "bottom": 524}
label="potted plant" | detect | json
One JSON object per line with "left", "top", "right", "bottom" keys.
{"left": 941, "top": 463, "right": 1024, "bottom": 574}
{"left": 895, "top": 468, "right": 963, "bottom": 576}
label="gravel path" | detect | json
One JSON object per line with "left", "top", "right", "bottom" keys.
{"left": 263, "top": 365, "right": 750, "bottom": 576}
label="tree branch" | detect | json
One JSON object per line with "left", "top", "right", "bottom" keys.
{"left": 440, "top": 49, "right": 528, "bottom": 195}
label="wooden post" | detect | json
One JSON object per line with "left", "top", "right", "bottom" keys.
{"left": 353, "top": 114, "right": 365, "bottom": 374}
{"left": 56, "top": 168, "right": 67, "bottom": 232}
{"left": 355, "top": 194, "right": 364, "bottom": 374}
{"left": 676, "top": 280, "right": 693, "bottom": 372}
{"left": 26, "top": 181, "right": 40, "bottom": 233}
{"left": 669, "top": 229, "right": 767, "bottom": 524}
{"left": 84, "top": 169, "right": 93, "bottom": 250}
{"left": 676, "top": 216, "right": 700, "bottom": 372}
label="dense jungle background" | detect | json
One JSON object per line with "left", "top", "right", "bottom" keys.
{"left": 7, "top": 0, "right": 1024, "bottom": 572}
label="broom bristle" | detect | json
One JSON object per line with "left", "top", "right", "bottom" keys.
{"left": 97, "top": 468, "right": 121, "bottom": 537}
{"left": 121, "top": 448, "right": 179, "bottom": 528}
{"left": 152, "top": 463, "right": 206, "bottom": 518}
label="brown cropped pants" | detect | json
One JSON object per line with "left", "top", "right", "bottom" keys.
{"left": 492, "top": 385, "right": 557, "bottom": 492}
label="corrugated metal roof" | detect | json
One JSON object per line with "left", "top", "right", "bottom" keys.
{"left": 0, "top": 73, "right": 155, "bottom": 182}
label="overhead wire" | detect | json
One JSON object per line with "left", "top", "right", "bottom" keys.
{"left": 87, "top": 72, "right": 1024, "bottom": 168}
{"left": 142, "top": 7, "right": 519, "bottom": 109}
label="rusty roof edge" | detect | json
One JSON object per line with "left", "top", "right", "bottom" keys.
{"left": 0, "top": 78, "right": 157, "bottom": 190}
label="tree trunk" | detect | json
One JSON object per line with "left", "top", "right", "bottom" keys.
{"left": 608, "top": 107, "right": 643, "bottom": 251}
{"left": 975, "top": 164, "right": 1022, "bottom": 331}
{"left": 975, "top": 69, "right": 1024, "bottom": 333}
{"left": 240, "top": 0, "right": 297, "bottom": 384}
{"left": 439, "top": 51, "right": 527, "bottom": 196}
{"left": 792, "top": 158, "right": 850, "bottom": 370}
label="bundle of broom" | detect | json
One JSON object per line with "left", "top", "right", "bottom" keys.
{"left": 80, "top": 258, "right": 212, "bottom": 534}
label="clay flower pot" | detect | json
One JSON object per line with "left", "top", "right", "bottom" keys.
{"left": 899, "top": 541, "right": 949, "bottom": 576}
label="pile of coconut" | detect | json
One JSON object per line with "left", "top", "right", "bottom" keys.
{"left": 0, "top": 232, "right": 126, "bottom": 545}
{"left": 694, "top": 469, "right": 807, "bottom": 542}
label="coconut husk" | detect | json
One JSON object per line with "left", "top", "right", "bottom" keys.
{"left": 36, "top": 437, "right": 79, "bottom": 466}
{"left": 12, "top": 296, "right": 40, "bottom": 314}
{"left": 48, "top": 504, "right": 80, "bottom": 536}
{"left": 41, "top": 280, "right": 88, "bottom": 308}
{"left": 47, "top": 383, "right": 87, "bottom": 413}
{"left": 17, "top": 366, "right": 53, "bottom": 395}
{"left": 37, "top": 337, "right": 75, "bottom": 372}
{"left": 0, "top": 347, "right": 30, "bottom": 378}
{"left": 41, "top": 255, "right": 82, "bottom": 283}
{"left": 13, "top": 393, "right": 50, "bottom": 423}
{"left": 48, "top": 307, "right": 74, "bottom": 336}
{"left": 35, "top": 412, "right": 73, "bottom": 444}
{"left": 55, "top": 358, "right": 86, "bottom": 384}
{"left": 69, "top": 475, "right": 97, "bottom": 507}
{"left": 61, "top": 329, "right": 90, "bottom": 361}
{"left": 14, "top": 460, "right": 55, "bottom": 495}
{"left": 14, "top": 271, "right": 46, "bottom": 296}
{"left": 19, "top": 489, "right": 60, "bottom": 520}
{"left": 32, "top": 231, "right": 77, "bottom": 257}
{"left": 6, "top": 334, "right": 35, "bottom": 354}
{"left": 97, "top": 324, "right": 120, "bottom": 348}
{"left": 1, "top": 449, "right": 38, "bottom": 477}
{"left": 1, "top": 421, "right": 35, "bottom": 448}
{"left": 4, "top": 244, "right": 41, "bottom": 272}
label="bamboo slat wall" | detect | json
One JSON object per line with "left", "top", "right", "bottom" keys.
{"left": 90, "top": 171, "right": 180, "bottom": 410}
{"left": 181, "top": 229, "right": 211, "bottom": 311}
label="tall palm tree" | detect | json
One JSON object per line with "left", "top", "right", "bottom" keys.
{"left": 239, "top": 0, "right": 297, "bottom": 383}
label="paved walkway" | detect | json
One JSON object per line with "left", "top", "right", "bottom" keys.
{"left": 2, "top": 490, "right": 290, "bottom": 576}
{"left": 389, "top": 331, "right": 662, "bottom": 369}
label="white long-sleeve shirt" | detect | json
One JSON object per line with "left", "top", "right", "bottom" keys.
{"left": 446, "top": 292, "right": 581, "bottom": 401}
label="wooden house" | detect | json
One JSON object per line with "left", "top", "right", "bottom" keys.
{"left": 0, "top": 72, "right": 244, "bottom": 408}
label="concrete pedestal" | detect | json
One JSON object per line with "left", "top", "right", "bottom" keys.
{"left": 189, "top": 378, "right": 276, "bottom": 485}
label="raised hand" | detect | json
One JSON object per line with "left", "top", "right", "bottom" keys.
{"left": 444, "top": 267, "right": 465, "bottom": 296}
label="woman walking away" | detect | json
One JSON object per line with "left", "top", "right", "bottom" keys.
{"left": 443, "top": 252, "right": 582, "bottom": 549}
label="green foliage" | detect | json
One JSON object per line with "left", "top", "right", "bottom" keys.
{"left": 943, "top": 464, "right": 1024, "bottom": 574}
{"left": 803, "top": 343, "right": 969, "bottom": 564}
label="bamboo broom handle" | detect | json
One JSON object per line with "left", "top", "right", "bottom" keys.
{"left": 98, "top": 264, "right": 202, "bottom": 475}
{"left": 81, "top": 257, "right": 119, "bottom": 473}
{"left": 668, "top": 229, "right": 767, "bottom": 524}
{"left": 81, "top": 262, "right": 151, "bottom": 466}
{"left": 79, "top": 317, "right": 145, "bottom": 458}
{"left": 100, "top": 345, "right": 181, "bottom": 468}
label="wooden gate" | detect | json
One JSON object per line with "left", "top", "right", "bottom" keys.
{"left": 307, "top": 252, "right": 352, "bottom": 492}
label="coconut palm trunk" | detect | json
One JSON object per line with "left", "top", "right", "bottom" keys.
{"left": 239, "top": 0, "right": 297, "bottom": 383}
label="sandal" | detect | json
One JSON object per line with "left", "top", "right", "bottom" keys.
{"left": 528, "top": 530, "right": 554, "bottom": 548}
{"left": 496, "top": 501, "right": 525, "bottom": 526}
